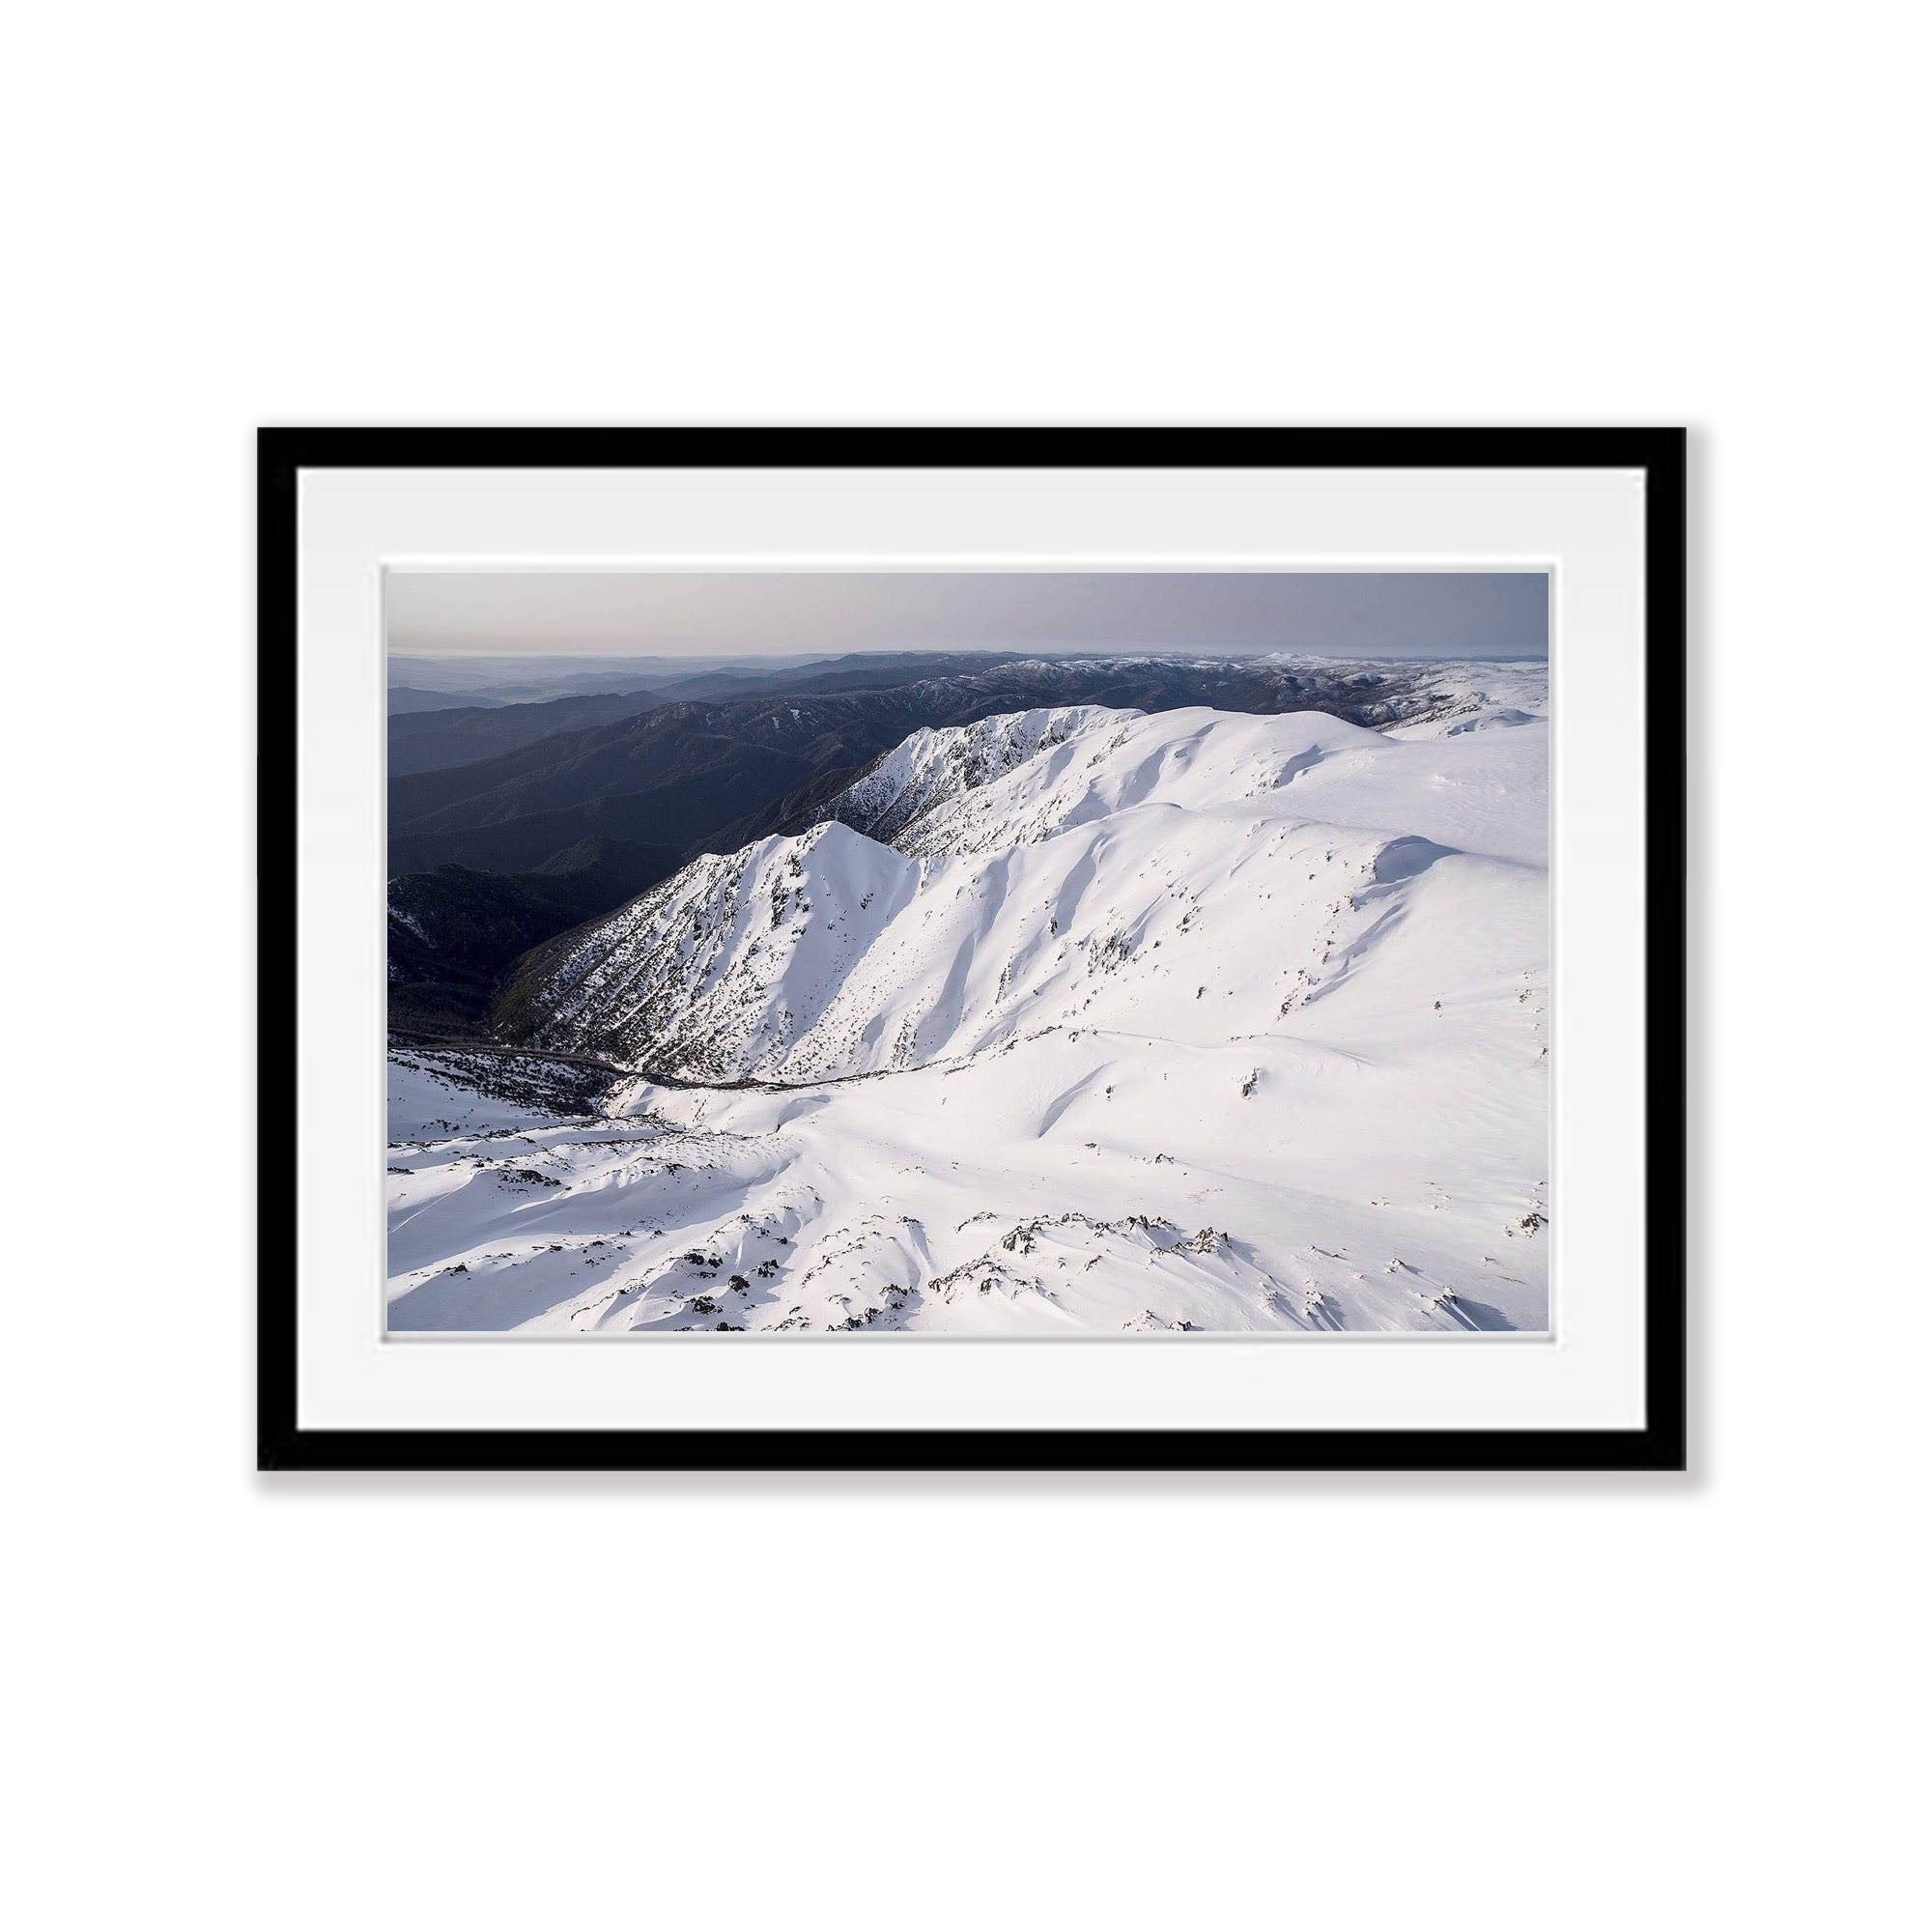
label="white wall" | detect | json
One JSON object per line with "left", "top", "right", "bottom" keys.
{"left": 9, "top": 5, "right": 1924, "bottom": 1928}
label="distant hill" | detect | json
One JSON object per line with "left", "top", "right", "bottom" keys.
{"left": 387, "top": 685, "right": 504, "bottom": 715}
{"left": 388, "top": 689, "right": 660, "bottom": 775}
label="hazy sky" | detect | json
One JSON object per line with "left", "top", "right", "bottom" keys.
{"left": 386, "top": 570, "right": 1548, "bottom": 659}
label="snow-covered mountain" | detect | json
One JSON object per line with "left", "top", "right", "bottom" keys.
{"left": 390, "top": 668, "right": 1549, "bottom": 1335}
{"left": 823, "top": 703, "right": 1117, "bottom": 846}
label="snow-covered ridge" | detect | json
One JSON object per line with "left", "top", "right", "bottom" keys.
{"left": 829, "top": 705, "right": 1124, "bottom": 847}
{"left": 502, "top": 700, "right": 1547, "bottom": 1082}
{"left": 872, "top": 706, "right": 1390, "bottom": 859}
{"left": 746, "top": 659, "right": 1548, "bottom": 827}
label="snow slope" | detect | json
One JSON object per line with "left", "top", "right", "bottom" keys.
{"left": 391, "top": 677, "right": 1549, "bottom": 1334}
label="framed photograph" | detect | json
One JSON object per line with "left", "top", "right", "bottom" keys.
{"left": 261, "top": 428, "right": 1685, "bottom": 1471}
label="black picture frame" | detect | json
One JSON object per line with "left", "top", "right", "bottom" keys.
{"left": 259, "top": 427, "right": 1686, "bottom": 1473}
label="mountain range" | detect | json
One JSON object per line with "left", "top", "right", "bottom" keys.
{"left": 387, "top": 660, "right": 1549, "bottom": 1335}
{"left": 388, "top": 651, "right": 1536, "bottom": 1037}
